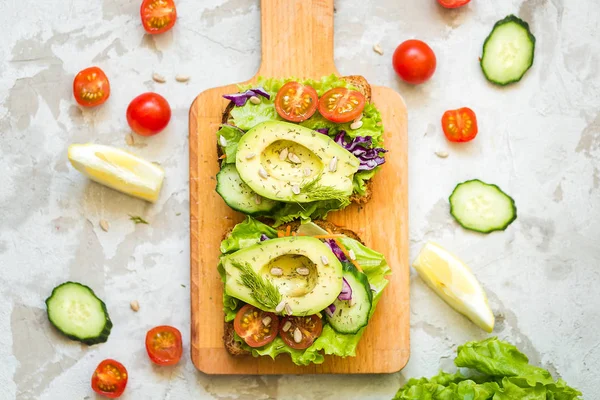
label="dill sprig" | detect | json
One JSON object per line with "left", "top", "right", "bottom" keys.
{"left": 231, "top": 261, "right": 282, "bottom": 309}
{"left": 129, "top": 215, "right": 149, "bottom": 225}
{"left": 300, "top": 178, "right": 351, "bottom": 207}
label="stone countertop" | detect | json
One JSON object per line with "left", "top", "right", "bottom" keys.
{"left": 1, "top": 0, "right": 598, "bottom": 399}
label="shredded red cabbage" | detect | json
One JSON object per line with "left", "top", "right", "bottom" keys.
{"left": 338, "top": 278, "right": 352, "bottom": 300}
{"left": 259, "top": 234, "right": 269, "bottom": 241}
{"left": 334, "top": 131, "right": 387, "bottom": 171}
{"left": 315, "top": 128, "right": 330, "bottom": 135}
{"left": 223, "top": 87, "right": 270, "bottom": 107}
{"left": 325, "top": 303, "right": 336, "bottom": 317}
{"left": 324, "top": 239, "right": 348, "bottom": 262}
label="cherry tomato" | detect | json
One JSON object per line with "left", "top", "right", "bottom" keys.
{"left": 91, "top": 359, "right": 128, "bottom": 399}
{"left": 141, "top": 0, "right": 177, "bottom": 34}
{"left": 442, "top": 107, "right": 478, "bottom": 142}
{"left": 274, "top": 82, "right": 319, "bottom": 122}
{"left": 279, "top": 315, "right": 322, "bottom": 350}
{"left": 318, "top": 87, "right": 366, "bottom": 123}
{"left": 233, "top": 304, "right": 280, "bottom": 348}
{"left": 437, "top": 0, "right": 471, "bottom": 8}
{"left": 126, "top": 92, "right": 171, "bottom": 136}
{"left": 73, "top": 67, "right": 110, "bottom": 107}
{"left": 145, "top": 325, "right": 183, "bottom": 366}
{"left": 392, "top": 40, "right": 437, "bottom": 84}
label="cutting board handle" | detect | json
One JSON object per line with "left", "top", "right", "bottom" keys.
{"left": 256, "top": 0, "right": 339, "bottom": 78}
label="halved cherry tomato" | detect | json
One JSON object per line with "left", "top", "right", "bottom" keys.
{"left": 73, "top": 67, "right": 110, "bottom": 107}
{"left": 279, "top": 315, "right": 323, "bottom": 350}
{"left": 233, "top": 304, "right": 280, "bottom": 348}
{"left": 437, "top": 0, "right": 471, "bottom": 8}
{"left": 145, "top": 325, "right": 183, "bottom": 366}
{"left": 126, "top": 92, "right": 171, "bottom": 136}
{"left": 274, "top": 82, "right": 319, "bottom": 122}
{"left": 91, "top": 359, "right": 128, "bottom": 399}
{"left": 442, "top": 107, "right": 478, "bottom": 142}
{"left": 141, "top": 0, "right": 177, "bottom": 34}
{"left": 318, "top": 87, "right": 366, "bottom": 123}
{"left": 392, "top": 40, "right": 437, "bottom": 85}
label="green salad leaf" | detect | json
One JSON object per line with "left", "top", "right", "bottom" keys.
{"left": 216, "top": 124, "right": 244, "bottom": 164}
{"left": 220, "top": 217, "right": 391, "bottom": 365}
{"left": 393, "top": 337, "right": 582, "bottom": 400}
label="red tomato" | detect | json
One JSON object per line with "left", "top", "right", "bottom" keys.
{"left": 318, "top": 87, "right": 366, "bottom": 123}
{"left": 392, "top": 40, "right": 437, "bottom": 84}
{"left": 91, "top": 359, "right": 128, "bottom": 399}
{"left": 442, "top": 107, "right": 478, "bottom": 142}
{"left": 233, "top": 304, "right": 280, "bottom": 348}
{"left": 274, "top": 82, "right": 319, "bottom": 122}
{"left": 145, "top": 325, "right": 183, "bottom": 366}
{"left": 126, "top": 93, "right": 171, "bottom": 136}
{"left": 279, "top": 315, "right": 322, "bottom": 350}
{"left": 141, "top": 0, "right": 177, "bottom": 34}
{"left": 437, "top": 0, "right": 471, "bottom": 8}
{"left": 73, "top": 67, "right": 110, "bottom": 107}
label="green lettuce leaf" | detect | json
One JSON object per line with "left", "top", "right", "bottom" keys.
{"left": 221, "top": 218, "right": 390, "bottom": 365}
{"left": 353, "top": 167, "right": 379, "bottom": 196}
{"left": 216, "top": 124, "right": 244, "bottom": 164}
{"left": 493, "top": 378, "right": 546, "bottom": 400}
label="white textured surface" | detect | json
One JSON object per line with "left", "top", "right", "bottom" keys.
{"left": 1, "top": 0, "right": 599, "bottom": 399}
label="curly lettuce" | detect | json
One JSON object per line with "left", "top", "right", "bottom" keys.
{"left": 220, "top": 218, "right": 390, "bottom": 365}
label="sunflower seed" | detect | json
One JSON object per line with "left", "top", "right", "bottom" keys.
{"left": 350, "top": 120, "right": 363, "bottom": 130}
{"left": 288, "top": 152, "right": 301, "bottom": 164}
{"left": 255, "top": 194, "right": 262, "bottom": 205}
{"left": 262, "top": 316, "right": 272, "bottom": 326}
{"left": 275, "top": 300, "right": 286, "bottom": 313}
{"left": 249, "top": 95, "right": 261, "bottom": 105}
{"left": 270, "top": 267, "right": 283, "bottom": 276}
{"left": 304, "top": 167, "right": 312, "bottom": 177}
{"left": 282, "top": 321, "right": 292, "bottom": 332}
{"left": 321, "top": 255, "right": 329, "bottom": 265}
{"left": 355, "top": 113, "right": 364, "bottom": 122}
{"left": 175, "top": 74, "right": 190, "bottom": 82}
{"left": 435, "top": 151, "right": 449, "bottom": 158}
{"left": 125, "top": 133, "right": 135, "bottom": 146}
{"left": 259, "top": 167, "right": 269, "bottom": 179}
{"left": 152, "top": 73, "right": 166, "bottom": 83}
{"left": 219, "top": 135, "right": 228, "bottom": 147}
{"left": 130, "top": 300, "right": 140, "bottom": 312}
{"left": 293, "top": 328, "right": 303, "bottom": 343}
{"left": 99, "top": 219, "right": 110, "bottom": 232}
{"left": 348, "top": 298, "right": 355, "bottom": 307}
{"left": 245, "top": 152, "right": 256, "bottom": 160}
{"left": 373, "top": 44, "right": 384, "bottom": 55}
{"left": 296, "top": 267, "right": 310, "bottom": 276}
{"left": 329, "top": 157, "right": 338, "bottom": 172}
{"left": 279, "top": 147, "right": 289, "bottom": 161}
{"left": 291, "top": 184, "right": 300, "bottom": 195}
{"left": 348, "top": 249, "right": 356, "bottom": 261}
{"left": 284, "top": 303, "right": 292, "bottom": 315}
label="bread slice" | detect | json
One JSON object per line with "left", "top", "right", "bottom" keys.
{"left": 222, "top": 219, "right": 364, "bottom": 357}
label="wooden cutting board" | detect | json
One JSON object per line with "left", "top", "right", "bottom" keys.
{"left": 189, "top": 0, "right": 409, "bottom": 374}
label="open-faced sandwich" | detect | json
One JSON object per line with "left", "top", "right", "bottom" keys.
{"left": 218, "top": 217, "right": 390, "bottom": 365}
{"left": 216, "top": 75, "right": 387, "bottom": 226}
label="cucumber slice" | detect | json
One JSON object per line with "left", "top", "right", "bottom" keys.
{"left": 45, "top": 282, "right": 112, "bottom": 345}
{"left": 326, "top": 263, "right": 373, "bottom": 334}
{"left": 216, "top": 164, "right": 279, "bottom": 215}
{"left": 449, "top": 179, "right": 517, "bottom": 233}
{"left": 481, "top": 15, "right": 536, "bottom": 86}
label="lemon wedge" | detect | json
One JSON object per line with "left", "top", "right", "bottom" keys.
{"left": 413, "top": 242, "right": 495, "bottom": 332}
{"left": 68, "top": 144, "right": 165, "bottom": 203}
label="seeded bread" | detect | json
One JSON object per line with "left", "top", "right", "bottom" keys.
{"left": 222, "top": 219, "right": 364, "bottom": 357}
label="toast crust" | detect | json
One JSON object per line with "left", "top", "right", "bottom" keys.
{"left": 222, "top": 219, "right": 364, "bottom": 357}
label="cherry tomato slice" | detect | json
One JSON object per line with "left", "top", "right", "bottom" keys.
{"left": 145, "top": 325, "right": 183, "bottom": 366}
{"left": 233, "top": 304, "right": 280, "bottom": 348}
{"left": 392, "top": 40, "right": 437, "bottom": 85}
{"left": 73, "top": 67, "right": 110, "bottom": 107}
{"left": 126, "top": 92, "right": 171, "bottom": 136}
{"left": 318, "top": 87, "right": 365, "bottom": 123}
{"left": 442, "top": 107, "right": 478, "bottom": 142}
{"left": 274, "top": 82, "right": 319, "bottom": 122}
{"left": 279, "top": 315, "right": 323, "bottom": 350}
{"left": 437, "top": 0, "right": 471, "bottom": 8}
{"left": 141, "top": 0, "right": 177, "bottom": 34}
{"left": 91, "top": 359, "right": 128, "bottom": 399}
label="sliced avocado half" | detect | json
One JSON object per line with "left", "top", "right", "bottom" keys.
{"left": 222, "top": 236, "right": 343, "bottom": 315}
{"left": 235, "top": 121, "right": 359, "bottom": 203}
